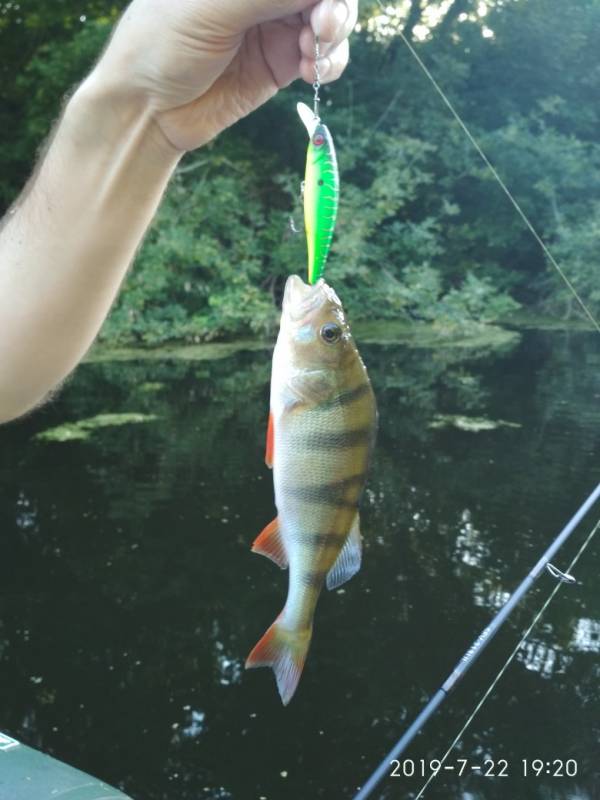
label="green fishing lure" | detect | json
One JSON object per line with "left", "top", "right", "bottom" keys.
{"left": 297, "top": 102, "right": 340, "bottom": 285}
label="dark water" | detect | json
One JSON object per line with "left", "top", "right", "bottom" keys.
{"left": 1, "top": 329, "right": 599, "bottom": 800}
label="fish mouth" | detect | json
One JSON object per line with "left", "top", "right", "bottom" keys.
{"left": 283, "top": 275, "right": 341, "bottom": 322}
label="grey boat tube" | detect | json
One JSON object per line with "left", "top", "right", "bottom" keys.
{"left": 0, "top": 732, "right": 132, "bottom": 800}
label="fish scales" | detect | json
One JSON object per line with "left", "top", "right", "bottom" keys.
{"left": 246, "top": 275, "right": 377, "bottom": 705}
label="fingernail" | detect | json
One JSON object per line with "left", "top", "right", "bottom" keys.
{"left": 335, "top": 0, "right": 350, "bottom": 27}
{"left": 314, "top": 0, "right": 348, "bottom": 43}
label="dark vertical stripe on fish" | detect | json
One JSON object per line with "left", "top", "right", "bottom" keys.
{"left": 335, "top": 383, "right": 372, "bottom": 408}
{"left": 298, "top": 427, "right": 373, "bottom": 450}
{"left": 291, "top": 530, "right": 349, "bottom": 548}
{"left": 287, "top": 474, "right": 364, "bottom": 507}
{"left": 300, "top": 569, "right": 327, "bottom": 588}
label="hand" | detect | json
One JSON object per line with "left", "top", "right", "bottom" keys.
{"left": 96, "top": 0, "right": 357, "bottom": 152}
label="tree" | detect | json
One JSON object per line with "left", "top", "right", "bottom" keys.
{"left": 2, "top": 0, "right": 599, "bottom": 342}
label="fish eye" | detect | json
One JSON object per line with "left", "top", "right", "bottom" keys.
{"left": 320, "top": 323, "right": 342, "bottom": 344}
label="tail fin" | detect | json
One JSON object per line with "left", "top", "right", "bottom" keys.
{"left": 245, "top": 617, "right": 312, "bottom": 705}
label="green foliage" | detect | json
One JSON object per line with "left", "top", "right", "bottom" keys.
{"left": 542, "top": 202, "right": 600, "bottom": 317}
{"left": 100, "top": 164, "right": 280, "bottom": 343}
{"left": 440, "top": 273, "right": 521, "bottom": 324}
{"left": 1, "top": 0, "right": 600, "bottom": 343}
{"left": 16, "top": 19, "right": 114, "bottom": 147}
{"left": 0, "top": 7, "right": 122, "bottom": 205}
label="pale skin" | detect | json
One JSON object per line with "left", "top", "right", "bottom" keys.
{"left": 0, "top": 0, "right": 357, "bottom": 424}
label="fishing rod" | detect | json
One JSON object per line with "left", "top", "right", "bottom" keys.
{"left": 353, "top": 481, "right": 600, "bottom": 800}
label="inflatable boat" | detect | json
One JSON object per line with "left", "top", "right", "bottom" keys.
{"left": 0, "top": 732, "right": 132, "bottom": 799}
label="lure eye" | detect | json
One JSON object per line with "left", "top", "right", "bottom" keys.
{"left": 313, "top": 133, "right": 325, "bottom": 147}
{"left": 320, "top": 323, "right": 342, "bottom": 344}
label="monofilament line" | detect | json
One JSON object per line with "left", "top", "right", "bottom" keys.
{"left": 413, "top": 516, "right": 600, "bottom": 799}
{"left": 374, "top": 0, "right": 600, "bottom": 335}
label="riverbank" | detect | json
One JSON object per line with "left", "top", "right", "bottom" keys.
{"left": 87, "top": 319, "right": 529, "bottom": 364}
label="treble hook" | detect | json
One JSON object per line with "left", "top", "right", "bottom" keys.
{"left": 288, "top": 181, "right": 305, "bottom": 235}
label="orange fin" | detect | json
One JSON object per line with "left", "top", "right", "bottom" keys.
{"left": 245, "top": 618, "right": 312, "bottom": 706}
{"left": 251, "top": 517, "right": 288, "bottom": 569}
{"left": 265, "top": 412, "right": 274, "bottom": 468}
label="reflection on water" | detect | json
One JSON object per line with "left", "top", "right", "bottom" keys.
{"left": 473, "top": 581, "right": 510, "bottom": 610}
{"left": 454, "top": 508, "right": 489, "bottom": 568}
{"left": 518, "top": 637, "right": 570, "bottom": 680}
{"left": 571, "top": 619, "right": 600, "bottom": 654}
{"left": 0, "top": 330, "right": 599, "bottom": 800}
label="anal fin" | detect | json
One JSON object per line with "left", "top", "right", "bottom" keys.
{"left": 326, "top": 513, "right": 362, "bottom": 590}
{"left": 252, "top": 517, "right": 288, "bottom": 569}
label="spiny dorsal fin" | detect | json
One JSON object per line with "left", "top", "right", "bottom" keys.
{"left": 251, "top": 517, "right": 288, "bottom": 569}
{"left": 326, "top": 514, "right": 362, "bottom": 590}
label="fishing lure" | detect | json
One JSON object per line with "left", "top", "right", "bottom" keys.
{"left": 297, "top": 100, "right": 340, "bottom": 285}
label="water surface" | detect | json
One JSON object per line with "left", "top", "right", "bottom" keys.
{"left": 1, "top": 329, "right": 599, "bottom": 800}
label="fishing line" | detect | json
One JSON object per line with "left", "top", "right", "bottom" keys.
{"left": 413, "top": 515, "right": 600, "bottom": 800}
{"left": 373, "top": 0, "right": 600, "bottom": 335}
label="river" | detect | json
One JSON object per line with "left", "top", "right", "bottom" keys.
{"left": 0, "top": 328, "right": 599, "bottom": 800}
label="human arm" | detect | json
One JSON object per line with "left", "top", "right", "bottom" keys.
{"left": 0, "top": 0, "right": 356, "bottom": 423}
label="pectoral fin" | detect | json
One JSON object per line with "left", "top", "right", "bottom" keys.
{"left": 326, "top": 514, "right": 362, "bottom": 590}
{"left": 252, "top": 517, "right": 288, "bottom": 569}
{"left": 265, "top": 412, "right": 274, "bottom": 468}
